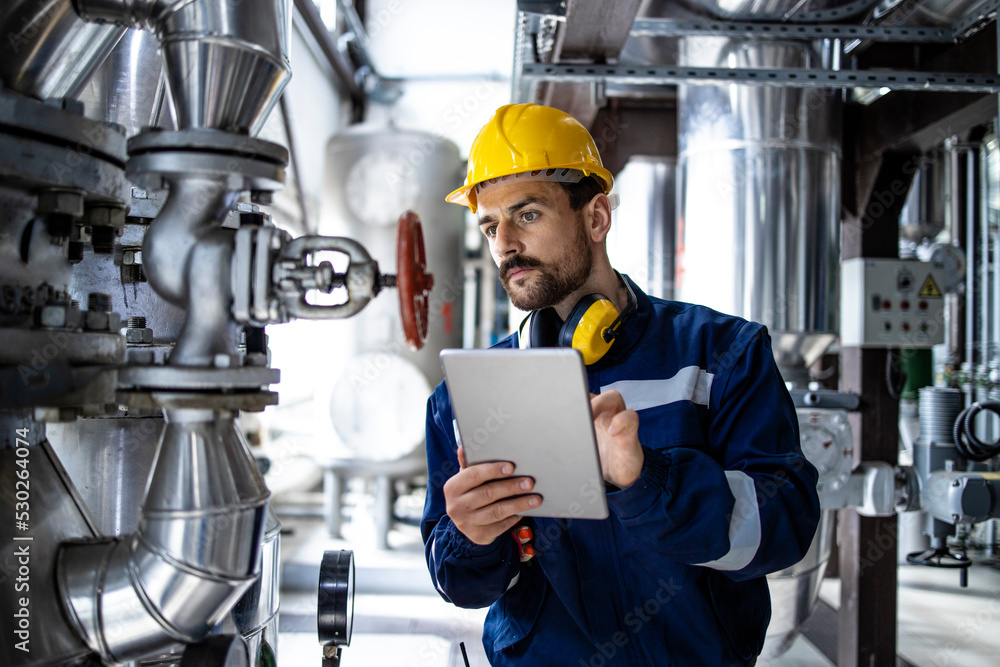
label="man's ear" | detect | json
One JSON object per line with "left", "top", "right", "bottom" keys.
{"left": 585, "top": 193, "right": 613, "bottom": 243}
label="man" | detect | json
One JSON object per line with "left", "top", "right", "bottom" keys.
{"left": 421, "top": 103, "right": 820, "bottom": 666}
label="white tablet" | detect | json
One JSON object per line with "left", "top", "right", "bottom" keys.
{"left": 440, "top": 348, "right": 609, "bottom": 520}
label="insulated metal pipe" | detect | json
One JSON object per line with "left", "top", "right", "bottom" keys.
{"left": 0, "top": 0, "right": 125, "bottom": 99}
{"left": 59, "top": 409, "right": 269, "bottom": 663}
{"left": 73, "top": 0, "right": 291, "bottom": 134}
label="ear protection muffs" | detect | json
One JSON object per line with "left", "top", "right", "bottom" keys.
{"left": 518, "top": 274, "right": 636, "bottom": 365}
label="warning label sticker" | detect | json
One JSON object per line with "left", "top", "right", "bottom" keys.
{"left": 918, "top": 274, "right": 942, "bottom": 298}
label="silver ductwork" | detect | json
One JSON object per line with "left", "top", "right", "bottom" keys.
{"left": 75, "top": 28, "right": 166, "bottom": 136}
{"left": 677, "top": 38, "right": 841, "bottom": 380}
{"left": 74, "top": 0, "right": 291, "bottom": 135}
{"left": 0, "top": 0, "right": 125, "bottom": 99}
{"left": 59, "top": 409, "right": 269, "bottom": 662}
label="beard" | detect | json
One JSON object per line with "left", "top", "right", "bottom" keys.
{"left": 499, "top": 216, "right": 593, "bottom": 311}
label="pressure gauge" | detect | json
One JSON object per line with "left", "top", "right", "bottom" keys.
{"left": 318, "top": 549, "right": 355, "bottom": 650}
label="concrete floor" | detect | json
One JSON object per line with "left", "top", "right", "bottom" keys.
{"left": 273, "top": 509, "right": 1000, "bottom": 667}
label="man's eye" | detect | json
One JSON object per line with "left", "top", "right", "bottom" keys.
{"left": 485, "top": 225, "right": 497, "bottom": 237}
{"left": 521, "top": 211, "right": 537, "bottom": 222}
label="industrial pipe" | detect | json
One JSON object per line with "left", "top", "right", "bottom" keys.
{"left": 59, "top": 409, "right": 269, "bottom": 662}
{"left": 72, "top": 0, "right": 291, "bottom": 134}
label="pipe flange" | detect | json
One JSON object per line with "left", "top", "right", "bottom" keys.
{"left": 117, "top": 390, "right": 279, "bottom": 412}
{"left": 127, "top": 129, "right": 287, "bottom": 193}
{"left": 118, "top": 365, "right": 279, "bottom": 391}
{"left": 0, "top": 329, "right": 125, "bottom": 365}
{"left": 0, "top": 90, "right": 129, "bottom": 205}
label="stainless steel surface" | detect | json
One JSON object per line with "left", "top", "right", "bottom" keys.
{"left": 222, "top": 505, "right": 282, "bottom": 660}
{"left": 0, "top": 424, "right": 100, "bottom": 666}
{"left": 610, "top": 156, "right": 676, "bottom": 300}
{"left": 75, "top": 29, "right": 165, "bottom": 136}
{"left": 900, "top": 149, "right": 948, "bottom": 244}
{"left": 141, "top": 177, "right": 237, "bottom": 306}
{"left": 46, "top": 418, "right": 163, "bottom": 537}
{"left": 75, "top": 0, "right": 292, "bottom": 135}
{"left": 874, "top": 0, "right": 984, "bottom": 25}
{"left": 761, "top": 508, "right": 835, "bottom": 661}
{"left": 59, "top": 410, "right": 270, "bottom": 663}
{"left": 322, "top": 127, "right": 465, "bottom": 390}
{"left": 687, "top": 0, "right": 862, "bottom": 19}
{"left": 0, "top": 0, "right": 125, "bottom": 99}
{"left": 677, "top": 39, "right": 841, "bottom": 374}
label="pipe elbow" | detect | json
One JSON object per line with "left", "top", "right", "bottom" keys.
{"left": 58, "top": 411, "right": 269, "bottom": 662}
{"left": 142, "top": 177, "right": 237, "bottom": 306}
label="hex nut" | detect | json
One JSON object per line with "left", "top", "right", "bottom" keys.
{"left": 39, "top": 304, "right": 67, "bottom": 328}
{"left": 38, "top": 191, "right": 84, "bottom": 218}
{"left": 85, "top": 206, "right": 126, "bottom": 227}
{"left": 85, "top": 310, "right": 110, "bottom": 331}
{"left": 124, "top": 328, "right": 153, "bottom": 344}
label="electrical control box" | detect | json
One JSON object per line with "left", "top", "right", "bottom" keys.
{"left": 840, "top": 258, "right": 946, "bottom": 348}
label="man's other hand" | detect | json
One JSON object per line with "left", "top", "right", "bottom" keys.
{"left": 591, "top": 390, "right": 644, "bottom": 488}
{"left": 444, "top": 445, "right": 542, "bottom": 545}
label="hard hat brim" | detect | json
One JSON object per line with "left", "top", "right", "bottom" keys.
{"left": 445, "top": 166, "right": 614, "bottom": 213}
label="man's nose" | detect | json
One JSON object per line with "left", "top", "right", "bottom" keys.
{"left": 493, "top": 220, "right": 523, "bottom": 257}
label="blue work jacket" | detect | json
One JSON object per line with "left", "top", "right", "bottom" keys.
{"left": 421, "top": 276, "right": 821, "bottom": 666}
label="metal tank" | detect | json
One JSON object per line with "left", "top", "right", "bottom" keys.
{"left": 320, "top": 128, "right": 465, "bottom": 460}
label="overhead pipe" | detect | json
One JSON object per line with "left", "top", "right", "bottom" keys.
{"left": 72, "top": 0, "right": 291, "bottom": 134}
{"left": 0, "top": 0, "right": 125, "bottom": 99}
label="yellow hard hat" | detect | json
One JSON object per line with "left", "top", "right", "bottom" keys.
{"left": 446, "top": 103, "right": 614, "bottom": 213}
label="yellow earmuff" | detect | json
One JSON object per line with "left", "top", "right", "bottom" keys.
{"left": 517, "top": 275, "right": 636, "bottom": 366}
{"left": 559, "top": 295, "right": 619, "bottom": 365}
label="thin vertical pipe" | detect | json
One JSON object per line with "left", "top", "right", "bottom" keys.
{"left": 981, "top": 144, "right": 990, "bottom": 374}
{"left": 966, "top": 145, "right": 977, "bottom": 373}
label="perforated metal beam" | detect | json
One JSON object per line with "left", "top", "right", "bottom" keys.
{"left": 521, "top": 62, "right": 1000, "bottom": 93}
{"left": 629, "top": 18, "right": 953, "bottom": 43}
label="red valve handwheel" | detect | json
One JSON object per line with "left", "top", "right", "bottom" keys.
{"left": 396, "top": 211, "right": 434, "bottom": 350}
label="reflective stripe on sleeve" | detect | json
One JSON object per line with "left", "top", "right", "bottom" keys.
{"left": 694, "top": 470, "right": 761, "bottom": 571}
{"left": 600, "top": 366, "right": 714, "bottom": 410}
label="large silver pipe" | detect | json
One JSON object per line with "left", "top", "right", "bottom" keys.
{"left": 677, "top": 38, "right": 841, "bottom": 379}
{"left": 74, "top": 28, "right": 165, "bottom": 136}
{"left": 0, "top": 0, "right": 125, "bottom": 99}
{"left": 73, "top": 0, "right": 291, "bottom": 134}
{"left": 59, "top": 409, "right": 269, "bottom": 663}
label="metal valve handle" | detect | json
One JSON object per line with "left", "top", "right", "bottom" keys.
{"left": 277, "top": 235, "right": 380, "bottom": 320}
{"left": 395, "top": 211, "right": 434, "bottom": 350}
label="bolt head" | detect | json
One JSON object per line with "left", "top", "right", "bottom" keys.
{"left": 214, "top": 353, "right": 233, "bottom": 368}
